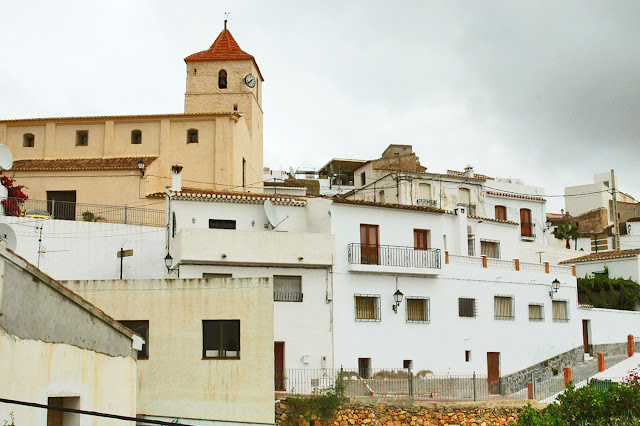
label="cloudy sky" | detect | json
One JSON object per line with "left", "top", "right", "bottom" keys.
{"left": 1, "top": 1, "right": 638, "bottom": 212}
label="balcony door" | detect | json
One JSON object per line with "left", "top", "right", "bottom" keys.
{"left": 360, "top": 224, "right": 379, "bottom": 265}
{"left": 520, "top": 208, "right": 533, "bottom": 237}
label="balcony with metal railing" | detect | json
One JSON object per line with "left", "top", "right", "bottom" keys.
{"left": 520, "top": 222, "right": 536, "bottom": 240}
{"left": 1, "top": 197, "right": 165, "bottom": 227}
{"left": 347, "top": 243, "right": 441, "bottom": 276}
{"left": 416, "top": 199, "right": 438, "bottom": 207}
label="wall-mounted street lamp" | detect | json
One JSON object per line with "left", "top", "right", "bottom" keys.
{"left": 164, "top": 252, "right": 180, "bottom": 274}
{"left": 392, "top": 289, "right": 404, "bottom": 313}
{"left": 137, "top": 159, "right": 146, "bottom": 177}
{"left": 549, "top": 278, "right": 560, "bottom": 298}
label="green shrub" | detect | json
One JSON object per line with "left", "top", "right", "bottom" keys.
{"left": 285, "top": 372, "right": 347, "bottom": 423}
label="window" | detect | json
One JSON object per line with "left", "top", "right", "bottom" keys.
{"left": 458, "top": 188, "right": 471, "bottom": 205}
{"left": 76, "top": 130, "right": 89, "bottom": 146}
{"left": 46, "top": 190, "right": 76, "bottom": 221}
{"left": 414, "top": 229, "right": 429, "bottom": 250}
{"left": 495, "top": 205, "right": 507, "bottom": 221}
{"left": 481, "top": 239, "right": 500, "bottom": 259}
{"left": 242, "top": 158, "right": 246, "bottom": 188}
{"left": 23, "top": 133, "right": 35, "bottom": 147}
{"left": 465, "top": 350, "right": 471, "bottom": 362}
{"left": 172, "top": 212, "right": 176, "bottom": 238}
{"left": 187, "top": 129, "right": 198, "bottom": 143}
{"left": 358, "top": 358, "right": 371, "bottom": 379}
{"left": 406, "top": 297, "right": 429, "bottom": 323}
{"left": 494, "top": 296, "right": 514, "bottom": 320}
{"left": 467, "top": 237, "right": 475, "bottom": 256}
{"left": 274, "top": 275, "right": 303, "bottom": 302}
{"left": 209, "top": 219, "right": 236, "bottom": 229}
{"left": 355, "top": 294, "right": 380, "bottom": 321}
{"left": 47, "top": 397, "right": 79, "bottom": 425}
{"left": 233, "top": 103, "right": 238, "bottom": 112}
{"left": 203, "top": 273, "right": 232, "bottom": 279}
{"left": 552, "top": 300, "right": 569, "bottom": 323}
{"left": 119, "top": 320, "right": 149, "bottom": 359}
{"left": 218, "top": 69, "right": 228, "bottom": 89}
{"left": 520, "top": 208, "right": 533, "bottom": 237}
{"left": 529, "top": 304, "right": 544, "bottom": 322}
{"left": 202, "top": 320, "right": 240, "bottom": 358}
{"left": 458, "top": 298, "right": 477, "bottom": 318}
{"left": 131, "top": 129, "right": 142, "bottom": 144}
{"left": 418, "top": 183, "right": 431, "bottom": 200}
{"left": 361, "top": 172, "right": 366, "bottom": 186}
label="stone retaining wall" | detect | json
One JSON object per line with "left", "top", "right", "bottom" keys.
{"left": 276, "top": 401, "right": 523, "bottom": 426}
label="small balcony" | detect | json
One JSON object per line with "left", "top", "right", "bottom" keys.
{"left": 520, "top": 222, "right": 536, "bottom": 241}
{"left": 416, "top": 199, "right": 438, "bottom": 207}
{"left": 347, "top": 243, "right": 441, "bottom": 276}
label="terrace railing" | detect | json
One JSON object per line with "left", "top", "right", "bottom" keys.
{"left": 1, "top": 197, "right": 165, "bottom": 227}
{"left": 348, "top": 244, "right": 441, "bottom": 269}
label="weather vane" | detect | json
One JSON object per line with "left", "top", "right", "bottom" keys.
{"left": 224, "top": 12, "right": 230, "bottom": 30}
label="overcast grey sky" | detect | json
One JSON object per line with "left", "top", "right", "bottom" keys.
{"left": 1, "top": 1, "right": 638, "bottom": 212}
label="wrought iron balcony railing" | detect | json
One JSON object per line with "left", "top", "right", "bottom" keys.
{"left": 274, "top": 292, "right": 304, "bottom": 302}
{"left": 520, "top": 222, "right": 536, "bottom": 239}
{"left": 347, "top": 243, "right": 441, "bottom": 269}
{"left": 416, "top": 199, "right": 438, "bottom": 207}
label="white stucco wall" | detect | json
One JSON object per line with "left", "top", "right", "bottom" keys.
{"left": 574, "top": 257, "right": 640, "bottom": 282}
{"left": 0, "top": 216, "right": 164, "bottom": 281}
{"left": 0, "top": 329, "right": 137, "bottom": 425}
{"left": 579, "top": 307, "right": 640, "bottom": 345}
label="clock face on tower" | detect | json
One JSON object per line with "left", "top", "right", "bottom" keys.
{"left": 244, "top": 74, "right": 256, "bottom": 88}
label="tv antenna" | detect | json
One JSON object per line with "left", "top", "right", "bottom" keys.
{"left": 0, "top": 223, "right": 17, "bottom": 251}
{"left": 263, "top": 200, "right": 288, "bottom": 229}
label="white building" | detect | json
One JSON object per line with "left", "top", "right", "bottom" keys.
{"left": 565, "top": 172, "right": 638, "bottom": 223}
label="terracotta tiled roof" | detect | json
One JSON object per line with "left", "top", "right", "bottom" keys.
{"left": 264, "top": 181, "right": 305, "bottom": 188}
{"left": 147, "top": 188, "right": 306, "bottom": 206}
{"left": 447, "top": 170, "right": 495, "bottom": 181}
{"left": 12, "top": 156, "right": 158, "bottom": 172}
{"left": 184, "top": 29, "right": 264, "bottom": 81}
{"left": 486, "top": 190, "right": 546, "bottom": 203}
{"left": 559, "top": 249, "right": 640, "bottom": 264}
{"left": 0, "top": 112, "right": 236, "bottom": 124}
{"left": 468, "top": 215, "right": 519, "bottom": 226}
{"left": 333, "top": 198, "right": 445, "bottom": 214}
{"left": 627, "top": 217, "right": 640, "bottom": 223}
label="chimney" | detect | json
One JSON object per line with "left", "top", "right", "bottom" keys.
{"left": 171, "top": 164, "right": 183, "bottom": 192}
{"left": 464, "top": 165, "right": 474, "bottom": 178}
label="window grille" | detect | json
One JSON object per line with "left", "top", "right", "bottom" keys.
{"left": 529, "top": 303, "right": 544, "bottom": 322}
{"left": 355, "top": 294, "right": 380, "bottom": 321}
{"left": 480, "top": 239, "right": 500, "bottom": 259}
{"left": 406, "top": 297, "right": 429, "bottom": 323}
{"left": 458, "top": 298, "right": 477, "bottom": 318}
{"left": 552, "top": 300, "right": 569, "bottom": 322}
{"left": 494, "top": 296, "right": 514, "bottom": 320}
{"left": 467, "top": 238, "right": 476, "bottom": 256}
{"left": 274, "top": 276, "right": 303, "bottom": 302}
{"left": 209, "top": 219, "right": 236, "bottom": 229}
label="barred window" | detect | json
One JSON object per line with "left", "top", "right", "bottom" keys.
{"left": 494, "top": 296, "right": 514, "bottom": 320}
{"left": 480, "top": 239, "right": 500, "bottom": 259}
{"left": 209, "top": 219, "right": 236, "bottom": 229}
{"left": 552, "top": 300, "right": 569, "bottom": 323}
{"left": 529, "top": 303, "right": 544, "bottom": 322}
{"left": 468, "top": 237, "right": 476, "bottom": 256}
{"left": 406, "top": 297, "right": 429, "bottom": 323}
{"left": 274, "top": 276, "right": 303, "bottom": 302}
{"left": 355, "top": 294, "right": 380, "bottom": 321}
{"left": 458, "top": 298, "right": 477, "bottom": 318}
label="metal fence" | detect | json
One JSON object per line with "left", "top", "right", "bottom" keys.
{"left": 347, "top": 244, "right": 441, "bottom": 269}
{"left": 276, "top": 369, "right": 499, "bottom": 401}
{"left": 1, "top": 197, "right": 165, "bottom": 227}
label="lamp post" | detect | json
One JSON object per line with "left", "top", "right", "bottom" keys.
{"left": 392, "top": 289, "right": 404, "bottom": 313}
{"left": 137, "top": 159, "right": 145, "bottom": 177}
{"left": 164, "top": 253, "right": 179, "bottom": 274}
{"left": 549, "top": 279, "right": 560, "bottom": 298}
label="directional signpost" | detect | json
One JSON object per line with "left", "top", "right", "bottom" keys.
{"left": 117, "top": 248, "right": 133, "bottom": 279}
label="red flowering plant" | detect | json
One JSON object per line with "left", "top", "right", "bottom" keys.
{"left": 0, "top": 170, "right": 28, "bottom": 216}
{"left": 623, "top": 369, "right": 640, "bottom": 388}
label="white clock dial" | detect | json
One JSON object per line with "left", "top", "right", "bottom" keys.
{"left": 245, "top": 74, "right": 256, "bottom": 88}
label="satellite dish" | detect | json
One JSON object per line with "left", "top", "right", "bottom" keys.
{"left": 0, "top": 145, "right": 13, "bottom": 170}
{"left": 264, "top": 200, "right": 280, "bottom": 228}
{"left": 0, "top": 223, "right": 17, "bottom": 251}
{"left": 289, "top": 167, "right": 296, "bottom": 177}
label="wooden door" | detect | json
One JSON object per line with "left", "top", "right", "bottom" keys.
{"left": 358, "top": 357, "right": 371, "bottom": 379}
{"left": 360, "top": 224, "right": 379, "bottom": 264}
{"left": 487, "top": 352, "right": 501, "bottom": 395}
{"left": 582, "top": 320, "right": 590, "bottom": 354}
{"left": 414, "top": 229, "right": 428, "bottom": 250}
{"left": 520, "top": 209, "right": 532, "bottom": 237}
{"left": 47, "top": 397, "right": 64, "bottom": 426}
{"left": 274, "top": 342, "right": 285, "bottom": 391}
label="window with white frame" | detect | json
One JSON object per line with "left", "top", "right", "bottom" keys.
{"left": 274, "top": 275, "right": 303, "bottom": 302}
{"left": 406, "top": 297, "right": 429, "bottom": 323}
{"left": 529, "top": 303, "right": 544, "bottom": 322}
{"left": 552, "top": 300, "right": 569, "bottom": 323}
{"left": 354, "top": 294, "right": 380, "bottom": 321}
{"left": 202, "top": 320, "right": 240, "bottom": 359}
{"left": 458, "top": 298, "right": 477, "bottom": 318}
{"left": 480, "top": 239, "right": 501, "bottom": 259}
{"left": 494, "top": 295, "right": 515, "bottom": 320}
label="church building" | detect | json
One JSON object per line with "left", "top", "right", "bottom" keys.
{"left": 0, "top": 24, "right": 264, "bottom": 211}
